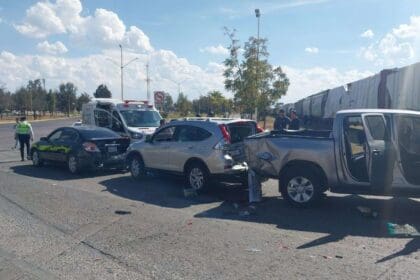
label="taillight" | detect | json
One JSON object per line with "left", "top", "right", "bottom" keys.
{"left": 257, "top": 125, "right": 264, "bottom": 133}
{"left": 83, "top": 142, "right": 99, "bottom": 152}
{"left": 218, "top": 124, "right": 231, "bottom": 144}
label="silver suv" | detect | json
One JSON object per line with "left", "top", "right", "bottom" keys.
{"left": 126, "top": 118, "right": 262, "bottom": 191}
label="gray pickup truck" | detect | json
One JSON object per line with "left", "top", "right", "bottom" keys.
{"left": 245, "top": 109, "right": 420, "bottom": 207}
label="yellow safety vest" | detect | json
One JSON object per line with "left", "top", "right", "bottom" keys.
{"left": 17, "top": 122, "right": 31, "bottom": 134}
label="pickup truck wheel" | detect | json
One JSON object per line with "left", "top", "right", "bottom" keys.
{"left": 129, "top": 155, "right": 145, "bottom": 180}
{"left": 280, "top": 168, "right": 322, "bottom": 207}
{"left": 185, "top": 162, "right": 209, "bottom": 192}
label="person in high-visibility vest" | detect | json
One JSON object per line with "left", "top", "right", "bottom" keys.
{"left": 15, "top": 116, "right": 34, "bottom": 161}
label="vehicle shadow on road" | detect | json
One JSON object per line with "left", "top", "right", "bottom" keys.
{"left": 194, "top": 193, "right": 420, "bottom": 262}
{"left": 100, "top": 174, "right": 249, "bottom": 209}
{"left": 10, "top": 164, "right": 123, "bottom": 180}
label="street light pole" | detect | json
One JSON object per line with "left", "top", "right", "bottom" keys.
{"left": 255, "top": 8, "right": 261, "bottom": 122}
{"left": 119, "top": 44, "right": 123, "bottom": 100}
{"left": 116, "top": 45, "right": 139, "bottom": 101}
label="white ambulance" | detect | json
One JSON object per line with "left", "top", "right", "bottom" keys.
{"left": 82, "top": 98, "right": 162, "bottom": 141}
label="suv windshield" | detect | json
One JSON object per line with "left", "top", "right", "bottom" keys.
{"left": 119, "top": 110, "right": 162, "bottom": 127}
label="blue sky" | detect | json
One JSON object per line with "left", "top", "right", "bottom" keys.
{"left": 1, "top": 0, "right": 420, "bottom": 103}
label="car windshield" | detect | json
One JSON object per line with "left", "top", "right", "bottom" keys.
{"left": 119, "top": 110, "right": 161, "bottom": 127}
{"left": 78, "top": 127, "right": 120, "bottom": 139}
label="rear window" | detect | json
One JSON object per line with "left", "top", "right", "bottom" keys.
{"left": 78, "top": 127, "right": 120, "bottom": 139}
{"left": 227, "top": 122, "right": 256, "bottom": 144}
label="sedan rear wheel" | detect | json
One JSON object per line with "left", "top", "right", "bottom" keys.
{"left": 67, "top": 155, "right": 79, "bottom": 174}
{"left": 32, "top": 150, "right": 43, "bottom": 167}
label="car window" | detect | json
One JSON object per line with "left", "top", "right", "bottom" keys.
{"left": 94, "top": 109, "right": 111, "bottom": 127}
{"left": 153, "top": 126, "right": 175, "bottom": 142}
{"left": 344, "top": 116, "right": 366, "bottom": 156}
{"left": 364, "top": 115, "right": 387, "bottom": 140}
{"left": 397, "top": 116, "right": 420, "bottom": 154}
{"left": 176, "top": 126, "right": 212, "bottom": 142}
{"left": 112, "top": 111, "right": 124, "bottom": 132}
{"left": 48, "top": 130, "right": 62, "bottom": 141}
{"left": 60, "top": 129, "right": 78, "bottom": 142}
{"left": 78, "top": 127, "right": 120, "bottom": 139}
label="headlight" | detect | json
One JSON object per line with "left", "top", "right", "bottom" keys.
{"left": 130, "top": 132, "right": 144, "bottom": 139}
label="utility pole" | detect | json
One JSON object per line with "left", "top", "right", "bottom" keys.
{"left": 117, "top": 44, "right": 138, "bottom": 101}
{"left": 255, "top": 8, "right": 261, "bottom": 122}
{"left": 146, "top": 63, "right": 151, "bottom": 103}
{"left": 119, "top": 44, "right": 124, "bottom": 100}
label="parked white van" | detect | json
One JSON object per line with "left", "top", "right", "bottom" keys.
{"left": 82, "top": 98, "right": 162, "bottom": 141}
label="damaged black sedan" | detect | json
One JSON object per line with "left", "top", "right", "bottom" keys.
{"left": 31, "top": 126, "right": 130, "bottom": 174}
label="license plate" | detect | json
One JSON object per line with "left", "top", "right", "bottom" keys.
{"left": 107, "top": 146, "right": 117, "bottom": 153}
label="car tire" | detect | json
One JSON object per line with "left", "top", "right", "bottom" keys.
{"left": 129, "top": 154, "right": 146, "bottom": 180}
{"left": 280, "top": 167, "right": 323, "bottom": 207}
{"left": 185, "top": 162, "right": 209, "bottom": 192}
{"left": 32, "top": 150, "right": 44, "bottom": 167}
{"left": 67, "top": 154, "right": 79, "bottom": 174}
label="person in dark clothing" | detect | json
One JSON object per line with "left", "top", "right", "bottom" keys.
{"left": 15, "top": 116, "right": 34, "bottom": 161}
{"left": 273, "top": 109, "right": 290, "bottom": 130}
{"left": 289, "top": 110, "right": 301, "bottom": 130}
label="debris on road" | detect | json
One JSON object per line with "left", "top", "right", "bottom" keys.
{"left": 245, "top": 248, "right": 261, "bottom": 253}
{"left": 248, "top": 169, "right": 262, "bottom": 203}
{"left": 114, "top": 210, "right": 131, "bottom": 215}
{"left": 387, "top": 223, "right": 420, "bottom": 236}
{"left": 357, "top": 206, "right": 378, "bottom": 218}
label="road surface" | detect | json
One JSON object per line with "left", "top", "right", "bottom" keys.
{"left": 0, "top": 119, "right": 419, "bottom": 279}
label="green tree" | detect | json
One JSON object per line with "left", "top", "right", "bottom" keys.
{"left": 163, "top": 93, "right": 174, "bottom": 112}
{"left": 0, "top": 87, "right": 13, "bottom": 118}
{"left": 46, "top": 90, "right": 57, "bottom": 116}
{"left": 192, "top": 91, "right": 233, "bottom": 116}
{"left": 175, "top": 92, "right": 192, "bottom": 116}
{"left": 26, "top": 79, "right": 47, "bottom": 118}
{"left": 76, "top": 92, "right": 92, "bottom": 112}
{"left": 13, "top": 87, "right": 29, "bottom": 114}
{"left": 94, "top": 84, "right": 112, "bottom": 98}
{"left": 57, "top": 83, "right": 77, "bottom": 117}
{"left": 223, "top": 28, "right": 289, "bottom": 119}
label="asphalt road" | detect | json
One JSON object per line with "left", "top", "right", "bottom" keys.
{"left": 1, "top": 119, "right": 420, "bottom": 279}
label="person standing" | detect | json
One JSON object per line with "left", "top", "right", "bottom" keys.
{"left": 273, "top": 109, "right": 290, "bottom": 130}
{"left": 12, "top": 117, "right": 20, "bottom": 150}
{"left": 289, "top": 110, "right": 301, "bottom": 130}
{"left": 15, "top": 116, "right": 34, "bottom": 161}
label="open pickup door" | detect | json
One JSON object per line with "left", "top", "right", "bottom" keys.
{"left": 361, "top": 113, "right": 395, "bottom": 190}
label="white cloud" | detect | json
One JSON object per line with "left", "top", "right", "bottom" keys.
{"left": 15, "top": 0, "right": 153, "bottom": 52}
{"left": 200, "top": 44, "right": 229, "bottom": 55}
{"left": 281, "top": 66, "right": 373, "bottom": 103}
{"left": 360, "top": 16, "right": 420, "bottom": 66}
{"left": 0, "top": 49, "right": 225, "bottom": 100}
{"left": 392, "top": 16, "right": 420, "bottom": 39}
{"left": 304, "top": 47, "right": 319, "bottom": 54}
{"left": 36, "top": 41, "right": 68, "bottom": 55}
{"left": 361, "top": 29, "right": 374, "bottom": 38}
{"left": 14, "top": 1, "right": 66, "bottom": 38}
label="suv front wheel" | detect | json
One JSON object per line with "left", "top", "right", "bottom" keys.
{"left": 185, "top": 162, "right": 209, "bottom": 192}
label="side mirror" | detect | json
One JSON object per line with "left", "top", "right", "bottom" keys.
{"left": 40, "top": 137, "right": 48, "bottom": 142}
{"left": 145, "top": 135, "right": 152, "bottom": 143}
